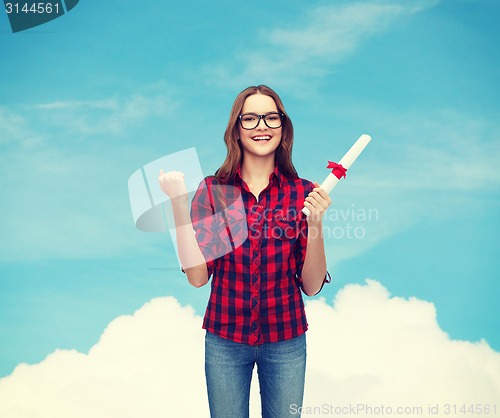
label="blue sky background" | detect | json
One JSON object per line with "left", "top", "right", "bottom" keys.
{"left": 0, "top": 0, "right": 499, "bottom": 379}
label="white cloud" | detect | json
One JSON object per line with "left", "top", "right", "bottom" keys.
{"left": 357, "top": 108, "right": 500, "bottom": 192}
{"left": 0, "top": 107, "right": 43, "bottom": 149}
{"left": 268, "top": 3, "right": 402, "bottom": 57}
{"left": 0, "top": 280, "right": 498, "bottom": 418}
{"left": 205, "top": 1, "right": 440, "bottom": 89}
{"left": 313, "top": 107, "right": 500, "bottom": 264}
{"left": 0, "top": 137, "right": 160, "bottom": 261}
{"left": 0, "top": 297, "right": 208, "bottom": 418}
{"left": 0, "top": 84, "right": 179, "bottom": 261}
{"left": 305, "top": 280, "right": 500, "bottom": 414}
{"left": 26, "top": 90, "right": 177, "bottom": 136}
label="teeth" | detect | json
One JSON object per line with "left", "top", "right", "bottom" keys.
{"left": 253, "top": 136, "right": 271, "bottom": 141}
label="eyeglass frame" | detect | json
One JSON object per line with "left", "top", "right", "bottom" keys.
{"left": 238, "top": 112, "right": 285, "bottom": 130}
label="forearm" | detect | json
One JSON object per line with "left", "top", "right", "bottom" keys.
{"left": 301, "top": 221, "right": 327, "bottom": 296}
{"left": 170, "top": 196, "right": 209, "bottom": 287}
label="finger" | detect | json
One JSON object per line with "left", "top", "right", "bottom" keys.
{"left": 160, "top": 168, "right": 164, "bottom": 175}
{"left": 308, "top": 191, "right": 325, "bottom": 202}
{"left": 305, "top": 197, "right": 318, "bottom": 209}
{"left": 304, "top": 201, "right": 323, "bottom": 217}
{"left": 312, "top": 187, "right": 329, "bottom": 199}
{"left": 316, "top": 192, "right": 331, "bottom": 208}
{"left": 303, "top": 200, "right": 315, "bottom": 210}
{"left": 307, "top": 195, "right": 329, "bottom": 212}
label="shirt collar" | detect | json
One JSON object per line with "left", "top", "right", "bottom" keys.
{"left": 235, "top": 163, "right": 284, "bottom": 187}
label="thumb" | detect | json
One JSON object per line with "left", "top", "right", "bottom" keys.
{"left": 159, "top": 168, "right": 164, "bottom": 175}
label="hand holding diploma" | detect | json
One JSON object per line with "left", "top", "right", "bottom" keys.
{"left": 303, "top": 182, "right": 332, "bottom": 223}
{"left": 302, "top": 134, "right": 372, "bottom": 217}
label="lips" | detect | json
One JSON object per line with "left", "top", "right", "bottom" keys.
{"left": 252, "top": 135, "right": 272, "bottom": 141}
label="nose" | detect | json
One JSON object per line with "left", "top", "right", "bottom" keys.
{"left": 256, "top": 116, "right": 267, "bottom": 129}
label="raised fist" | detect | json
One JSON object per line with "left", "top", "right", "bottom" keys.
{"left": 158, "top": 169, "right": 188, "bottom": 200}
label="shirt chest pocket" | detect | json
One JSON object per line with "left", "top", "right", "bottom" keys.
{"left": 270, "top": 214, "right": 300, "bottom": 241}
{"left": 213, "top": 208, "right": 248, "bottom": 255}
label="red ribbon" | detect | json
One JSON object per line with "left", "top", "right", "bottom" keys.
{"left": 327, "top": 161, "right": 347, "bottom": 179}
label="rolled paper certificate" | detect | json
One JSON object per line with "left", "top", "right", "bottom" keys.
{"left": 302, "top": 134, "right": 372, "bottom": 216}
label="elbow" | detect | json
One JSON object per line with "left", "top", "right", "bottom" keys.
{"left": 184, "top": 264, "right": 209, "bottom": 288}
{"left": 302, "top": 287, "right": 320, "bottom": 297}
{"left": 301, "top": 272, "right": 327, "bottom": 297}
{"left": 300, "top": 258, "right": 328, "bottom": 296}
{"left": 189, "top": 279, "right": 208, "bottom": 288}
{"left": 187, "top": 275, "right": 209, "bottom": 288}
{"left": 301, "top": 280, "right": 321, "bottom": 297}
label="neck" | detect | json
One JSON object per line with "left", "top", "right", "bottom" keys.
{"left": 241, "top": 154, "right": 275, "bottom": 185}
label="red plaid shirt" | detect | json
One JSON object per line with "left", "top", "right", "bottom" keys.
{"left": 190, "top": 165, "right": 330, "bottom": 345}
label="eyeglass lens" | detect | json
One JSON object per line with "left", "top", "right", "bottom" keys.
{"left": 240, "top": 113, "right": 282, "bottom": 130}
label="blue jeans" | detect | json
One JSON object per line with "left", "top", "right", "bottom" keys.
{"left": 205, "top": 331, "right": 306, "bottom": 418}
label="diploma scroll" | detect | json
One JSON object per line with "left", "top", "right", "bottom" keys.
{"left": 302, "top": 134, "right": 372, "bottom": 217}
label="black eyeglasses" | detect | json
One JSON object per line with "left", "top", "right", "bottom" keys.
{"left": 238, "top": 112, "right": 284, "bottom": 130}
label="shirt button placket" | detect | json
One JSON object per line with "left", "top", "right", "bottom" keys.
{"left": 250, "top": 201, "right": 264, "bottom": 344}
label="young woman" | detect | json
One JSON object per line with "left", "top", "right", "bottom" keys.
{"left": 159, "top": 85, "right": 331, "bottom": 418}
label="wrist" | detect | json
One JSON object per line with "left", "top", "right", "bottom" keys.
{"left": 170, "top": 194, "right": 189, "bottom": 208}
{"left": 306, "top": 221, "right": 323, "bottom": 238}
{"left": 306, "top": 217, "right": 323, "bottom": 227}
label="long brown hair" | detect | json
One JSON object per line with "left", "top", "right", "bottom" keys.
{"left": 214, "top": 85, "right": 298, "bottom": 183}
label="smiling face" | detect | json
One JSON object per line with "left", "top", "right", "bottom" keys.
{"left": 238, "top": 93, "right": 282, "bottom": 159}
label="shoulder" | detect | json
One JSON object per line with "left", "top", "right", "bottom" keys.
{"left": 279, "top": 176, "right": 313, "bottom": 218}
{"left": 282, "top": 175, "right": 314, "bottom": 194}
{"left": 192, "top": 176, "right": 218, "bottom": 207}
{"left": 195, "top": 176, "right": 242, "bottom": 211}
{"left": 199, "top": 175, "right": 240, "bottom": 188}
{"left": 194, "top": 176, "right": 219, "bottom": 196}
{"left": 199, "top": 175, "right": 217, "bottom": 187}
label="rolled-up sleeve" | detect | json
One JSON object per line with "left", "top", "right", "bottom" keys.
{"left": 189, "top": 178, "right": 217, "bottom": 278}
{"left": 294, "top": 183, "right": 331, "bottom": 296}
